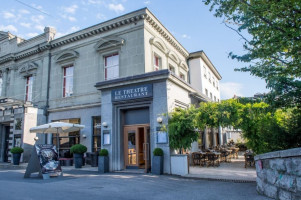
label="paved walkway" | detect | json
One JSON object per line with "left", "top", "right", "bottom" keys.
{"left": 186, "top": 154, "right": 256, "bottom": 182}
{"left": 0, "top": 154, "right": 256, "bottom": 182}
{"left": 0, "top": 169, "right": 269, "bottom": 200}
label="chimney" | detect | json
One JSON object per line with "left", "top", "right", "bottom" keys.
{"left": 44, "top": 27, "right": 56, "bottom": 42}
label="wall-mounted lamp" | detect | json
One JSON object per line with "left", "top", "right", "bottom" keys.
{"left": 102, "top": 122, "right": 108, "bottom": 128}
{"left": 34, "top": 137, "right": 39, "bottom": 141}
{"left": 82, "top": 134, "right": 87, "bottom": 139}
{"left": 157, "top": 117, "right": 163, "bottom": 124}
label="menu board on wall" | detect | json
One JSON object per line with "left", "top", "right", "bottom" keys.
{"left": 35, "top": 144, "right": 61, "bottom": 174}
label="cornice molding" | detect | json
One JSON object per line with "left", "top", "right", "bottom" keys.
{"left": 0, "top": 9, "right": 190, "bottom": 66}
{"left": 55, "top": 50, "right": 79, "bottom": 63}
{"left": 0, "top": 13, "right": 146, "bottom": 65}
{"left": 144, "top": 14, "right": 189, "bottom": 58}
{"left": 94, "top": 36, "right": 125, "bottom": 52}
{"left": 18, "top": 61, "right": 38, "bottom": 75}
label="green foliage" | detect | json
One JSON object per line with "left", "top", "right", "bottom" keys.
{"left": 168, "top": 106, "right": 198, "bottom": 153}
{"left": 196, "top": 99, "right": 242, "bottom": 128}
{"left": 204, "top": 0, "right": 301, "bottom": 108}
{"left": 99, "top": 149, "right": 108, "bottom": 156}
{"left": 70, "top": 144, "right": 87, "bottom": 154}
{"left": 153, "top": 148, "right": 164, "bottom": 156}
{"left": 172, "top": 99, "right": 301, "bottom": 154}
{"left": 10, "top": 147, "right": 23, "bottom": 154}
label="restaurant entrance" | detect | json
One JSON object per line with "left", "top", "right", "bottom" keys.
{"left": 124, "top": 124, "right": 151, "bottom": 173}
{"left": 0, "top": 125, "right": 10, "bottom": 162}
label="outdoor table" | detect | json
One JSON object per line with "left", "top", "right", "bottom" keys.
{"left": 231, "top": 148, "right": 239, "bottom": 159}
{"left": 220, "top": 150, "right": 232, "bottom": 162}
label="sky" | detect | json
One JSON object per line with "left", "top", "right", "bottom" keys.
{"left": 0, "top": 0, "right": 269, "bottom": 99}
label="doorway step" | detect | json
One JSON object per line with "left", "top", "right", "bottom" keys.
{"left": 114, "top": 169, "right": 145, "bottom": 174}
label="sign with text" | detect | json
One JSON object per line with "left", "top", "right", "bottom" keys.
{"left": 112, "top": 84, "right": 153, "bottom": 102}
{"left": 35, "top": 144, "right": 61, "bottom": 174}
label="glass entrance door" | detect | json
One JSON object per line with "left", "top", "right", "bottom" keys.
{"left": 124, "top": 125, "right": 150, "bottom": 171}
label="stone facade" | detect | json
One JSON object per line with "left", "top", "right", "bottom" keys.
{"left": 255, "top": 148, "right": 301, "bottom": 200}
{"left": 0, "top": 8, "right": 222, "bottom": 172}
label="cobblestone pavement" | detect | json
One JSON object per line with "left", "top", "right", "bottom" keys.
{"left": 0, "top": 169, "right": 270, "bottom": 200}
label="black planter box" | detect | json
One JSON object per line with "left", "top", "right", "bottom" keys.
{"left": 74, "top": 153, "right": 83, "bottom": 168}
{"left": 98, "top": 156, "right": 109, "bottom": 173}
{"left": 152, "top": 156, "right": 163, "bottom": 175}
{"left": 12, "top": 153, "right": 21, "bottom": 165}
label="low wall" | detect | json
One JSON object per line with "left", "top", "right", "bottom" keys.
{"left": 254, "top": 148, "right": 301, "bottom": 200}
{"left": 171, "top": 155, "right": 188, "bottom": 176}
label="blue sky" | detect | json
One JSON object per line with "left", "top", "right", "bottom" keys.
{"left": 0, "top": 0, "right": 269, "bottom": 99}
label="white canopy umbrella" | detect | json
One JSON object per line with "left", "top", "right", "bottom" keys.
{"left": 30, "top": 122, "right": 85, "bottom": 156}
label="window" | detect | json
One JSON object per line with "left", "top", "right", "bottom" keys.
{"left": 92, "top": 116, "right": 101, "bottom": 152}
{"left": 205, "top": 89, "right": 208, "bottom": 96}
{"left": 105, "top": 53, "right": 119, "bottom": 80}
{"left": 216, "top": 81, "right": 219, "bottom": 90}
{"left": 218, "top": 99, "right": 220, "bottom": 102}
{"left": 203, "top": 66, "right": 207, "bottom": 78}
{"left": 25, "top": 76, "right": 33, "bottom": 101}
{"left": 169, "top": 65, "right": 175, "bottom": 73}
{"left": 63, "top": 65, "right": 74, "bottom": 97}
{"left": 210, "top": 92, "right": 212, "bottom": 99}
{"left": 227, "top": 132, "right": 232, "bottom": 139}
{"left": 208, "top": 72, "right": 211, "bottom": 83}
{"left": 180, "top": 73, "right": 185, "bottom": 80}
{"left": 52, "top": 118, "right": 80, "bottom": 158}
{"left": 214, "top": 96, "right": 216, "bottom": 102}
{"left": 0, "top": 72, "right": 2, "bottom": 96}
{"left": 154, "top": 54, "right": 161, "bottom": 71}
{"left": 213, "top": 77, "right": 215, "bottom": 87}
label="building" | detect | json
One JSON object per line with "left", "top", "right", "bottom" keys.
{"left": 0, "top": 8, "right": 222, "bottom": 173}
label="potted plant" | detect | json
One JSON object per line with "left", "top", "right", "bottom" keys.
{"left": 152, "top": 148, "right": 164, "bottom": 175}
{"left": 70, "top": 144, "right": 87, "bottom": 168}
{"left": 98, "top": 149, "right": 109, "bottom": 173}
{"left": 168, "top": 107, "right": 198, "bottom": 175}
{"left": 10, "top": 147, "right": 24, "bottom": 165}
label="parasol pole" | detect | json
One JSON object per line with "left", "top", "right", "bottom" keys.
{"left": 56, "top": 128, "right": 60, "bottom": 159}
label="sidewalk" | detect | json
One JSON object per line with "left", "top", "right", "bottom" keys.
{"left": 185, "top": 154, "right": 256, "bottom": 182}
{"left": 1, "top": 155, "right": 256, "bottom": 182}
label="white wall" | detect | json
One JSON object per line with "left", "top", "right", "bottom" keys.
{"left": 189, "top": 58, "right": 221, "bottom": 102}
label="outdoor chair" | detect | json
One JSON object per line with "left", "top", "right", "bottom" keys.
{"left": 244, "top": 153, "right": 255, "bottom": 168}
{"left": 206, "top": 153, "right": 220, "bottom": 167}
{"left": 192, "top": 152, "right": 201, "bottom": 166}
{"left": 231, "top": 148, "right": 239, "bottom": 159}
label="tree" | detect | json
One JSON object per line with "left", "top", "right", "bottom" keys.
{"left": 204, "top": 0, "right": 301, "bottom": 108}
{"left": 168, "top": 106, "right": 198, "bottom": 153}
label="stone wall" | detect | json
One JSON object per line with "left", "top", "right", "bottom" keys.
{"left": 255, "top": 148, "right": 301, "bottom": 200}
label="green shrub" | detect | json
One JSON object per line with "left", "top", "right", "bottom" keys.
{"left": 99, "top": 149, "right": 108, "bottom": 156}
{"left": 153, "top": 148, "right": 163, "bottom": 156}
{"left": 70, "top": 144, "right": 87, "bottom": 154}
{"left": 10, "top": 147, "right": 24, "bottom": 154}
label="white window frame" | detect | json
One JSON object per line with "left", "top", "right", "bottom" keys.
{"left": 169, "top": 64, "right": 175, "bottom": 73}
{"left": 25, "top": 76, "right": 34, "bottom": 101}
{"left": 203, "top": 66, "right": 207, "bottom": 78}
{"left": 104, "top": 53, "right": 119, "bottom": 80}
{"left": 180, "top": 72, "right": 185, "bottom": 81}
{"left": 0, "top": 73, "right": 2, "bottom": 96}
{"left": 63, "top": 65, "right": 74, "bottom": 97}
{"left": 154, "top": 54, "right": 161, "bottom": 71}
{"left": 208, "top": 72, "right": 211, "bottom": 83}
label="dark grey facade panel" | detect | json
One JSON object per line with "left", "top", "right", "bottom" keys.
{"left": 124, "top": 108, "right": 149, "bottom": 125}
